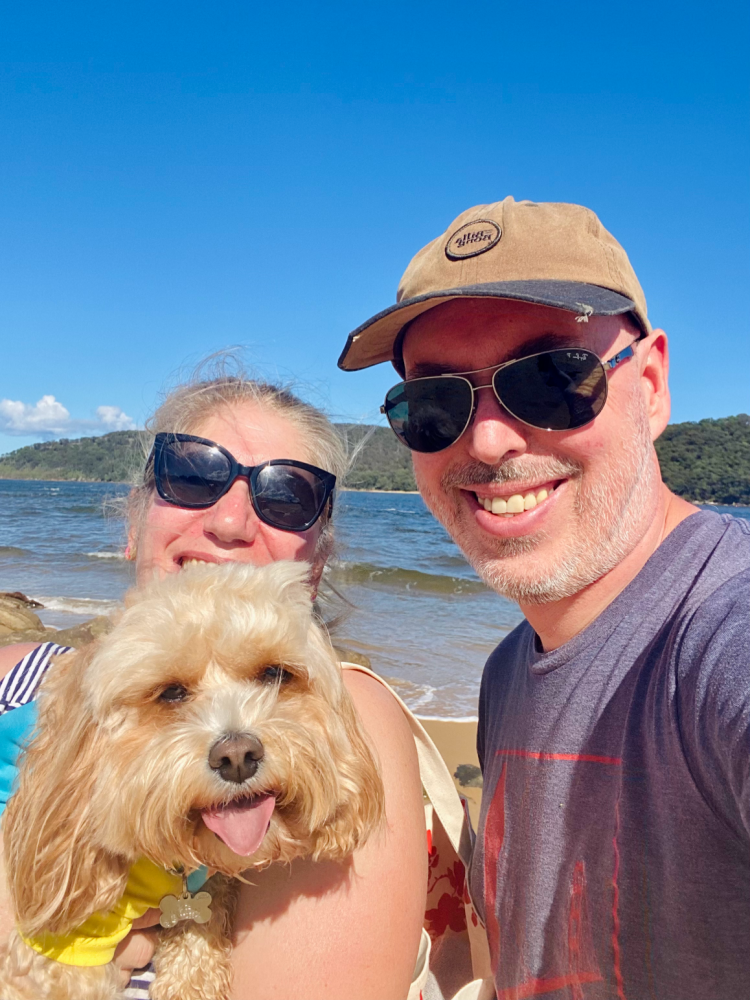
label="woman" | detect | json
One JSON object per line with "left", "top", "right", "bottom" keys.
{"left": 0, "top": 373, "right": 429, "bottom": 998}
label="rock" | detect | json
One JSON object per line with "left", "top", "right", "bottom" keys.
{"left": 333, "top": 645, "right": 372, "bottom": 669}
{"left": 0, "top": 597, "right": 45, "bottom": 636}
{"left": 453, "top": 764, "right": 483, "bottom": 788}
{"left": 0, "top": 614, "right": 115, "bottom": 649}
{"left": 52, "top": 616, "right": 114, "bottom": 648}
{"left": 0, "top": 627, "right": 59, "bottom": 647}
{"left": 0, "top": 591, "right": 44, "bottom": 609}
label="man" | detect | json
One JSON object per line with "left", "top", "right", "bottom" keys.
{"left": 338, "top": 197, "right": 750, "bottom": 998}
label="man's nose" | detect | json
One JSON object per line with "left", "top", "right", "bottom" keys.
{"left": 201, "top": 478, "right": 261, "bottom": 544}
{"left": 466, "top": 386, "right": 528, "bottom": 466}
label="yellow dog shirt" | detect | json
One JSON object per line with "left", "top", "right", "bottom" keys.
{"left": 21, "top": 858, "right": 186, "bottom": 966}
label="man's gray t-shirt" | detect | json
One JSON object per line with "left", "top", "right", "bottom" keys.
{"left": 469, "top": 511, "right": 750, "bottom": 999}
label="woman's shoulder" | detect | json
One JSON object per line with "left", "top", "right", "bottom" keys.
{"left": 341, "top": 666, "right": 417, "bottom": 758}
{"left": 0, "top": 644, "right": 42, "bottom": 681}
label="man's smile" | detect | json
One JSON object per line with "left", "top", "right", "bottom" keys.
{"left": 472, "top": 479, "right": 564, "bottom": 517}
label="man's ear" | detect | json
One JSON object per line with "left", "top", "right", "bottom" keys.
{"left": 639, "top": 329, "right": 671, "bottom": 441}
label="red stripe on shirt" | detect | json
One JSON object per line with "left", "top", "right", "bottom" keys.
{"left": 495, "top": 749, "right": 622, "bottom": 765}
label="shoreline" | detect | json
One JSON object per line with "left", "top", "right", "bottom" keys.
{"left": 2, "top": 478, "right": 748, "bottom": 506}
{"left": 0, "top": 477, "right": 423, "bottom": 495}
{"left": 341, "top": 487, "right": 420, "bottom": 495}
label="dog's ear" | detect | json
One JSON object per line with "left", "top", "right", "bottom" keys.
{"left": 304, "top": 629, "right": 386, "bottom": 860}
{"left": 311, "top": 684, "right": 386, "bottom": 859}
{"left": 3, "top": 644, "right": 129, "bottom": 936}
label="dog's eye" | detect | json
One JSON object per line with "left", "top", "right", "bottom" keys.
{"left": 260, "top": 665, "right": 293, "bottom": 685}
{"left": 158, "top": 684, "right": 189, "bottom": 703}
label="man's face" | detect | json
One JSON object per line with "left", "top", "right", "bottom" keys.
{"left": 401, "top": 298, "right": 664, "bottom": 605}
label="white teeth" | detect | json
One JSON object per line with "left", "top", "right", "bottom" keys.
{"left": 476, "top": 485, "right": 555, "bottom": 518}
{"left": 182, "top": 558, "right": 208, "bottom": 568}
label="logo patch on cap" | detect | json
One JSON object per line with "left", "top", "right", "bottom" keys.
{"left": 445, "top": 219, "right": 501, "bottom": 260}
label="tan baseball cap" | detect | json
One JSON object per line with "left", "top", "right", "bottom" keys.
{"left": 338, "top": 196, "right": 650, "bottom": 371}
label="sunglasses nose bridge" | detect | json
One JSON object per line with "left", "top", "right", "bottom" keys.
{"left": 462, "top": 378, "right": 530, "bottom": 462}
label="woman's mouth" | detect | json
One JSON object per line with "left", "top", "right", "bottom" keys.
{"left": 473, "top": 480, "right": 562, "bottom": 517}
{"left": 178, "top": 556, "right": 224, "bottom": 569}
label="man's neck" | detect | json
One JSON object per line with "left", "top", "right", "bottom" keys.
{"left": 520, "top": 486, "right": 700, "bottom": 652}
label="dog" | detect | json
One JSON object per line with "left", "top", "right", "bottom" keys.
{"left": 0, "top": 561, "right": 384, "bottom": 999}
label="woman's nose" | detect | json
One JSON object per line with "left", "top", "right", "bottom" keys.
{"left": 201, "top": 478, "right": 260, "bottom": 544}
{"left": 466, "top": 386, "right": 528, "bottom": 466}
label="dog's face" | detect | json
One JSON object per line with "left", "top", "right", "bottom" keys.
{"left": 67, "top": 561, "right": 383, "bottom": 877}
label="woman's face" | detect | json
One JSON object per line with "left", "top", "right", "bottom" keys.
{"left": 133, "top": 401, "right": 327, "bottom": 588}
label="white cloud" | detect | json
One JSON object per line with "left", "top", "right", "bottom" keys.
{"left": 0, "top": 395, "right": 72, "bottom": 435}
{"left": 0, "top": 396, "right": 137, "bottom": 438}
{"left": 95, "top": 406, "right": 137, "bottom": 431}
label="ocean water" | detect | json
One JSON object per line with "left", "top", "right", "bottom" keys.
{"left": 1, "top": 480, "right": 748, "bottom": 717}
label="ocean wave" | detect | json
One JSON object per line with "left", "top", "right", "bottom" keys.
{"left": 327, "top": 561, "right": 486, "bottom": 595}
{"left": 35, "top": 595, "right": 122, "bottom": 616}
{"left": 86, "top": 551, "right": 126, "bottom": 560}
{"left": 0, "top": 546, "right": 30, "bottom": 557}
{"left": 382, "top": 675, "right": 436, "bottom": 711}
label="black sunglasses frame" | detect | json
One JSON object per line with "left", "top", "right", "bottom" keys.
{"left": 151, "top": 433, "right": 336, "bottom": 532}
{"left": 381, "top": 343, "right": 636, "bottom": 453}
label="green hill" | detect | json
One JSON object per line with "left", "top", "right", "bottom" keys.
{"left": 0, "top": 432, "right": 144, "bottom": 482}
{"left": 1, "top": 415, "right": 749, "bottom": 500}
{"left": 0, "top": 426, "right": 417, "bottom": 490}
{"left": 654, "top": 414, "right": 750, "bottom": 505}
{"left": 336, "top": 424, "right": 417, "bottom": 491}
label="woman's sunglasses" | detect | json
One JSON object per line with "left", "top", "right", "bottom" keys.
{"left": 151, "top": 433, "right": 336, "bottom": 532}
{"left": 381, "top": 344, "right": 636, "bottom": 453}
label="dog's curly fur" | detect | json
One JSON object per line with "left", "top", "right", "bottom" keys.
{"left": 0, "top": 561, "right": 384, "bottom": 999}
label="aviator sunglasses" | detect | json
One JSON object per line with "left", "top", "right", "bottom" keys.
{"left": 151, "top": 433, "right": 336, "bottom": 531}
{"left": 381, "top": 343, "right": 637, "bottom": 453}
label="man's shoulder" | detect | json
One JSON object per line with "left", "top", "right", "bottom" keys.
{"left": 659, "top": 511, "right": 750, "bottom": 620}
{"left": 677, "top": 513, "right": 750, "bottom": 637}
{"left": 679, "top": 559, "right": 750, "bottom": 669}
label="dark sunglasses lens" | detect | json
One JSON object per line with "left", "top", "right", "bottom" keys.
{"left": 254, "top": 465, "right": 327, "bottom": 529}
{"left": 494, "top": 349, "right": 607, "bottom": 430}
{"left": 384, "top": 378, "right": 474, "bottom": 453}
{"left": 157, "top": 440, "right": 232, "bottom": 506}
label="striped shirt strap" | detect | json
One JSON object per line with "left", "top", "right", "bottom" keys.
{"left": 0, "top": 642, "right": 74, "bottom": 714}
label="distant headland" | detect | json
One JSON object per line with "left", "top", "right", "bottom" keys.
{"left": 0, "top": 415, "right": 749, "bottom": 505}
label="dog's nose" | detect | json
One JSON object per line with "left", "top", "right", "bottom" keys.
{"left": 208, "top": 733, "right": 264, "bottom": 784}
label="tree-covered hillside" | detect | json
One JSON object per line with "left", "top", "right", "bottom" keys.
{"left": 0, "top": 431, "right": 144, "bottom": 482}
{"left": 1, "top": 415, "right": 749, "bottom": 501}
{"left": 654, "top": 414, "right": 750, "bottom": 505}
{"left": 337, "top": 424, "right": 417, "bottom": 491}
{"left": 0, "top": 426, "right": 418, "bottom": 490}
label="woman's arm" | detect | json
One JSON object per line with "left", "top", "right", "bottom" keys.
{"left": 230, "top": 669, "right": 428, "bottom": 1000}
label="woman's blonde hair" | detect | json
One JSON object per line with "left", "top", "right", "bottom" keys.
{"left": 127, "top": 362, "right": 349, "bottom": 565}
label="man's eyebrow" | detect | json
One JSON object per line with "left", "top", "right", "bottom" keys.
{"left": 405, "top": 332, "right": 575, "bottom": 379}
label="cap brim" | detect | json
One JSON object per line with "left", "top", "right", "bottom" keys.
{"left": 338, "top": 280, "right": 637, "bottom": 371}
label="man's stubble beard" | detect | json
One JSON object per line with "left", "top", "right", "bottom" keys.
{"left": 415, "top": 394, "right": 660, "bottom": 605}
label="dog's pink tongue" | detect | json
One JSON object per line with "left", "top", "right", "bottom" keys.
{"left": 202, "top": 795, "right": 275, "bottom": 857}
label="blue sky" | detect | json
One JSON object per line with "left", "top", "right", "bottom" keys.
{"left": 1, "top": 0, "right": 748, "bottom": 448}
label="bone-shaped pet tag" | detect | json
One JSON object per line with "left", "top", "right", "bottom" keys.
{"left": 159, "top": 872, "right": 213, "bottom": 928}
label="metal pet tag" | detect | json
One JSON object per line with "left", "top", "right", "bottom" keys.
{"left": 159, "top": 871, "right": 213, "bottom": 928}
